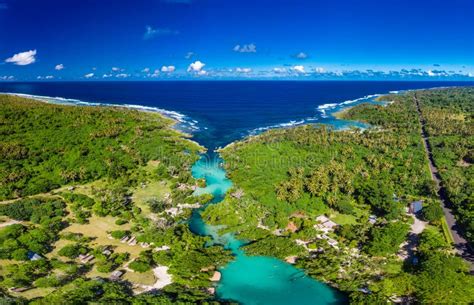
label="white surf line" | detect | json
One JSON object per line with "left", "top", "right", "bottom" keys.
{"left": 0, "top": 92, "right": 200, "bottom": 133}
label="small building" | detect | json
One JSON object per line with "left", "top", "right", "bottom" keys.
{"left": 110, "top": 270, "right": 124, "bottom": 281}
{"left": 368, "top": 215, "right": 377, "bottom": 225}
{"left": 127, "top": 236, "right": 137, "bottom": 246}
{"left": 327, "top": 238, "right": 339, "bottom": 248}
{"left": 27, "top": 251, "right": 42, "bottom": 261}
{"left": 409, "top": 201, "right": 423, "bottom": 214}
{"left": 322, "top": 220, "right": 338, "bottom": 230}
{"left": 80, "top": 254, "right": 94, "bottom": 263}
{"left": 314, "top": 215, "right": 338, "bottom": 233}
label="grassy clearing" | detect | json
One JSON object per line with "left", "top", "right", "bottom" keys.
{"left": 11, "top": 287, "right": 56, "bottom": 300}
{"left": 331, "top": 211, "right": 358, "bottom": 225}
{"left": 123, "top": 269, "right": 156, "bottom": 285}
{"left": 132, "top": 180, "right": 170, "bottom": 216}
{"left": 60, "top": 215, "right": 143, "bottom": 259}
{"left": 440, "top": 217, "right": 455, "bottom": 244}
{"left": 59, "top": 179, "right": 108, "bottom": 198}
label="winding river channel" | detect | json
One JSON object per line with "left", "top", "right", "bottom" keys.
{"left": 188, "top": 153, "right": 344, "bottom": 305}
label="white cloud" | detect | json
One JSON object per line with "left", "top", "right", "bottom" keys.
{"left": 314, "top": 67, "right": 325, "bottom": 73}
{"left": 273, "top": 67, "right": 286, "bottom": 74}
{"left": 233, "top": 44, "right": 256, "bottom": 53}
{"left": 185, "top": 52, "right": 194, "bottom": 59}
{"left": 469, "top": 73, "right": 474, "bottom": 78}
{"left": 427, "top": 69, "right": 448, "bottom": 77}
{"left": 142, "top": 67, "right": 150, "bottom": 73}
{"left": 144, "top": 26, "right": 178, "bottom": 40}
{"left": 236, "top": 67, "right": 252, "bottom": 73}
{"left": 116, "top": 73, "right": 130, "bottom": 78}
{"left": 102, "top": 74, "right": 112, "bottom": 78}
{"left": 55, "top": 64, "right": 64, "bottom": 70}
{"left": 295, "top": 52, "right": 308, "bottom": 59}
{"left": 187, "top": 60, "right": 205, "bottom": 72}
{"left": 197, "top": 70, "right": 208, "bottom": 76}
{"left": 292, "top": 65, "right": 305, "bottom": 74}
{"left": 36, "top": 75, "right": 53, "bottom": 80}
{"left": 0, "top": 75, "right": 14, "bottom": 80}
{"left": 5, "top": 50, "right": 37, "bottom": 65}
{"left": 161, "top": 65, "right": 176, "bottom": 73}
{"left": 84, "top": 73, "right": 94, "bottom": 78}
{"left": 112, "top": 67, "right": 122, "bottom": 72}
{"left": 147, "top": 69, "right": 160, "bottom": 78}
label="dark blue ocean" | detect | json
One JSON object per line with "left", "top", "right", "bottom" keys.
{"left": 1, "top": 81, "right": 473, "bottom": 149}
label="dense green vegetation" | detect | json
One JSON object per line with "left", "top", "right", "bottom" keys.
{"left": 0, "top": 95, "right": 202, "bottom": 199}
{"left": 204, "top": 88, "right": 474, "bottom": 303}
{"left": 0, "top": 96, "right": 232, "bottom": 304}
{"left": 415, "top": 88, "right": 473, "bottom": 242}
{"left": 211, "top": 95, "right": 431, "bottom": 230}
{"left": 1, "top": 90, "right": 472, "bottom": 304}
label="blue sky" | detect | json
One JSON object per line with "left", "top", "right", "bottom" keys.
{"left": 1, "top": 0, "right": 473, "bottom": 81}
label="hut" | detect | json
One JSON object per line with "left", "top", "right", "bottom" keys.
{"left": 110, "top": 270, "right": 124, "bottom": 281}
{"left": 409, "top": 201, "right": 423, "bottom": 214}
{"left": 27, "top": 251, "right": 42, "bottom": 261}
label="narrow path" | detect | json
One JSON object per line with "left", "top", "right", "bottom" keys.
{"left": 413, "top": 94, "right": 474, "bottom": 271}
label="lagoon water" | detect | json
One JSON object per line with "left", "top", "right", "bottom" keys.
{"left": 190, "top": 154, "right": 345, "bottom": 304}
{"left": 2, "top": 81, "right": 473, "bottom": 304}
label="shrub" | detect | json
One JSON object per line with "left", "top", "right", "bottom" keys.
{"left": 35, "top": 275, "right": 61, "bottom": 288}
{"left": 115, "top": 219, "right": 128, "bottom": 225}
{"left": 110, "top": 230, "right": 129, "bottom": 240}
{"left": 11, "top": 248, "right": 29, "bottom": 261}
{"left": 422, "top": 201, "right": 444, "bottom": 222}
{"left": 58, "top": 243, "right": 87, "bottom": 259}
{"left": 129, "top": 260, "right": 151, "bottom": 273}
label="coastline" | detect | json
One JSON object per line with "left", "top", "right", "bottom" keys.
{"left": 0, "top": 92, "right": 207, "bottom": 153}
{"left": 1, "top": 85, "right": 467, "bottom": 153}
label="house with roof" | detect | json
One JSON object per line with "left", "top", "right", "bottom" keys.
{"left": 27, "top": 251, "right": 42, "bottom": 261}
{"left": 314, "top": 215, "right": 338, "bottom": 233}
{"left": 110, "top": 270, "right": 124, "bottom": 281}
{"left": 409, "top": 200, "right": 423, "bottom": 214}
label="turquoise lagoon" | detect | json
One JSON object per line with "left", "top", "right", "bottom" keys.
{"left": 189, "top": 155, "right": 345, "bottom": 305}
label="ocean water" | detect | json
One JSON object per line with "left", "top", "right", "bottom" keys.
{"left": 2, "top": 81, "right": 473, "bottom": 304}
{"left": 1, "top": 81, "right": 472, "bottom": 149}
